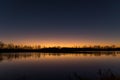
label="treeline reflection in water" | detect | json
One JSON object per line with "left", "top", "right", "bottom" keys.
{"left": 0, "top": 52, "right": 120, "bottom": 80}
{"left": 0, "top": 51, "right": 120, "bottom": 62}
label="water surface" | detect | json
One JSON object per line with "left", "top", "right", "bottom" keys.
{"left": 0, "top": 52, "right": 120, "bottom": 80}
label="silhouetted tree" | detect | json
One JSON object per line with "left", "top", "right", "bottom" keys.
{"left": 0, "top": 41, "right": 5, "bottom": 49}
{"left": 94, "top": 45, "right": 101, "bottom": 49}
{"left": 111, "top": 45, "right": 116, "bottom": 48}
{"left": 23, "top": 45, "right": 33, "bottom": 49}
{"left": 14, "top": 45, "right": 21, "bottom": 49}
{"left": 7, "top": 43, "right": 15, "bottom": 49}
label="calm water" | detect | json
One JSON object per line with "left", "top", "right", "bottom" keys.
{"left": 0, "top": 52, "right": 120, "bottom": 80}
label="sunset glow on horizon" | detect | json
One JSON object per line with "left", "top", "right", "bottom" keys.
{"left": 1, "top": 0, "right": 120, "bottom": 80}
{"left": 2, "top": 38, "right": 120, "bottom": 47}
{"left": 0, "top": 0, "right": 120, "bottom": 47}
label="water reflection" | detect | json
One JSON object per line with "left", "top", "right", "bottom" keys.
{"left": 0, "top": 52, "right": 120, "bottom": 80}
{"left": 0, "top": 51, "right": 120, "bottom": 62}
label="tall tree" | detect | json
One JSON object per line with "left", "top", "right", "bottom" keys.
{"left": 0, "top": 41, "right": 4, "bottom": 48}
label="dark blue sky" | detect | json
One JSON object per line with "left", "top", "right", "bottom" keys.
{"left": 0, "top": 0, "right": 120, "bottom": 46}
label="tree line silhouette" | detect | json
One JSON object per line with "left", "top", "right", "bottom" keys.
{"left": 0, "top": 41, "right": 120, "bottom": 53}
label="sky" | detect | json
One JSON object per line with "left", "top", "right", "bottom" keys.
{"left": 0, "top": 0, "right": 120, "bottom": 47}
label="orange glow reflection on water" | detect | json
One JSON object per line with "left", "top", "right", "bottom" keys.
{"left": 0, "top": 52, "right": 119, "bottom": 64}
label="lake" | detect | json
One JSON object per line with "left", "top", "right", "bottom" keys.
{"left": 0, "top": 52, "right": 120, "bottom": 80}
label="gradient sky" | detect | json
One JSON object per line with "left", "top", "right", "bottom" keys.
{"left": 0, "top": 0, "right": 120, "bottom": 47}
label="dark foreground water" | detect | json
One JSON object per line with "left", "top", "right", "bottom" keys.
{"left": 0, "top": 52, "right": 120, "bottom": 80}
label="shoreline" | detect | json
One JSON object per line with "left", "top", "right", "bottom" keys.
{"left": 0, "top": 48, "right": 120, "bottom": 53}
